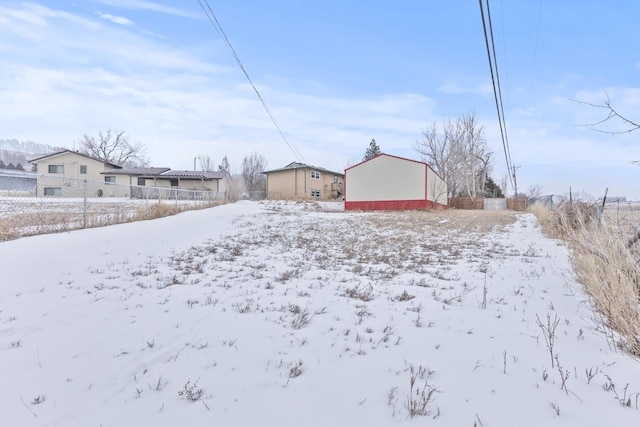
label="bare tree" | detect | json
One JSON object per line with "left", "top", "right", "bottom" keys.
{"left": 500, "top": 174, "right": 509, "bottom": 198}
{"left": 527, "top": 184, "right": 544, "bottom": 201}
{"left": 75, "top": 129, "right": 149, "bottom": 167}
{"left": 198, "top": 155, "right": 216, "bottom": 172}
{"left": 416, "top": 120, "right": 462, "bottom": 197}
{"left": 218, "top": 156, "right": 230, "bottom": 173}
{"left": 416, "top": 112, "right": 492, "bottom": 198}
{"left": 242, "top": 152, "right": 267, "bottom": 192}
{"left": 459, "top": 113, "right": 491, "bottom": 198}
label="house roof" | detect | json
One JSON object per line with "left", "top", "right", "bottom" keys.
{"left": 159, "top": 170, "right": 227, "bottom": 180}
{"left": 28, "top": 149, "right": 122, "bottom": 169}
{"left": 101, "top": 168, "right": 227, "bottom": 180}
{"left": 103, "top": 167, "right": 171, "bottom": 176}
{"left": 263, "top": 162, "right": 344, "bottom": 176}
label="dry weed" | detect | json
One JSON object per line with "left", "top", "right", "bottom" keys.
{"left": 532, "top": 203, "right": 640, "bottom": 355}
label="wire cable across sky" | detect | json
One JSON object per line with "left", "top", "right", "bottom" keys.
{"left": 196, "top": 0, "right": 307, "bottom": 164}
{"left": 479, "top": 0, "right": 515, "bottom": 192}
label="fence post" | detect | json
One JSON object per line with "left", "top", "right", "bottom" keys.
{"left": 83, "top": 179, "right": 88, "bottom": 228}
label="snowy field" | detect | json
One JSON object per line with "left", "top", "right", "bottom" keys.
{"left": 1, "top": 200, "right": 639, "bottom": 426}
{"left": 0, "top": 197, "right": 216, "bottom": 240}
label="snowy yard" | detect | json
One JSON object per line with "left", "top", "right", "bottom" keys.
{"left": 1, "top": 200, "right": 639, "bottom": 426}
{"left": 0, "top": 197, "right": 217, "bottom": 241}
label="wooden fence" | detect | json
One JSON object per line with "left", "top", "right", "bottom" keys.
{"left": 448, "top": 197, "right": 527, "bottom": 211}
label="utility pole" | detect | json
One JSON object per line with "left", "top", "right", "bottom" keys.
{"left": 511, "top": 165, "right": 520, "bottom": 197}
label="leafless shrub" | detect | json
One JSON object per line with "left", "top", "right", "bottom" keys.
{"left": 178, "top": 379, "right": 203, "bottom": 401}
{"left": 404, "top": 363, "right": 437, "bottom": 418}
{"left": 603, "top": 375, "right": 640, "bottom": 408}
{"left": 554, "top": 355, "right": 570, "bottom": 394}
{"left": 289, "top": 360, "right": 305, "bottom": 378}
{"left": 277, "top": 268, "right": 302, "bottom": 283}
{"left": 355, "top": 303, "right": 371, "bottom": 324}
{"left": 396, "top": 290, "right": 415, "bottom": 301}
{"left": 290, "top": 305, "right": 311, "bottom": 329}
{"left": 532, "top": 203, "right": 640, "bottom": 356}
{"left": 343, "top": 283, "right": 375, "bottom": 301}
{"left": 536, "top": 313, "right": 560, "bottom": 368}
{"left": 30, "top": 395, "right": 46, "bottom": 405}
{"left": 233, "top": 298, "right": 253, "bottom": 313}
{"left": 549, "top": 401, "right": 560, "bottom": 416}
{"left": 388, "top": 386, "right": 399, "bottom": 416}
{"left": 585, "top": 366, "right": 599, "bottom": 384}
{"left": 533, "top": 201, "right": 600, "bottom": 238}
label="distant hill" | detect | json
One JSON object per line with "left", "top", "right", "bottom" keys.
{"left": 0, "top": 139, "right": 67, "bottom": 170}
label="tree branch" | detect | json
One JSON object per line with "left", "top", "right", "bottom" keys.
{"left": 572, "top": 91, "right": 640, "bottom": 134}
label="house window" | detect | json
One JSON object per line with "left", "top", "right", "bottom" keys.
{"left": 80, "top": 165, "right": 87, "bottom": 174}
{"left": 105, "top": 176, "right": 116, "bottom": 185}
{"left": 311, "top": 171, "right": 320, "bottom": 180}
{"left": 48, "top": 165, "right": 64, "bottom": 174}
{"left": 137, "top": 177, "right": 146, "bottom": 186}
{"left": 311, "top": 189, "right": 321, "bottom": 198}
{"left": 44, "top": 187, "right": 62, "bottom": 196}
{"left": 170, "top": 179, "right": 179, "bottom": 187}
{"left": 334, "top": 175, "right": 338, "bottom": 183}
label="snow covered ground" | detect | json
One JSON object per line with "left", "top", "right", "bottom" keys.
{"left": 1, "top": 200, "right": 639, "bottom": 426}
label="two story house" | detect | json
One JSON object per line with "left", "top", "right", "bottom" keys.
{"left": 263, "top": 162, "right": 344, "bottom": 200}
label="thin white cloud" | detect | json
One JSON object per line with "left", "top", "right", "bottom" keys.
{"left": 23, "top": 3, "right": 99, "bottom": 27}
{"left": 92, "top": 0, "right": 201, "bottom": 19}
{"left": 96, "top": 11, "right": 133, "bottom": 26}
{"left": 0, "top": 6, "right": 47, "bottom": 26}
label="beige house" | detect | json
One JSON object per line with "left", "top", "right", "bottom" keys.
{"left": 29, "top": 150, "right": 124, "bottom": 197}
{"left": 30, "top": 150, "right": 231, "bottom": 199}
{"left": 263, "top": 162, "right": 344, "bottom": 200}
{"left": 102, "top": 168, "right": 231, "bottom": 199}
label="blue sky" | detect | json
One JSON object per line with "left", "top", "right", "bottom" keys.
{"left": 1, "top": 1, "right": 639, "bottom": 198}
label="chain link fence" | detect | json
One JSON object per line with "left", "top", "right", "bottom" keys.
{"left": 0, "top": 171, "right": 228, "bottom": 241}
{"left": 602, "top": 201, "right": 640, "bottom": 234}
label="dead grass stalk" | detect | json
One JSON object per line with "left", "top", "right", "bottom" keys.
{"left": 531, "top": 202, "right": 640, "bottom": 355}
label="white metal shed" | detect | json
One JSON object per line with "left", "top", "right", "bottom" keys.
{"left": 344, "top": 153, "right": 447, "bottom": 211}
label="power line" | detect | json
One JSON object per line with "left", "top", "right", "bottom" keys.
{"left": 486, "top": 0, "right": 514, "bottom": 178}
{"left": 478, "top": 0, "right": 515, "bottom": 192}
{"left": 196, "top": 0, "right": 307, "bottom": 164}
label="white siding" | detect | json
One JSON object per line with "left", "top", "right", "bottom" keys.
{"left": 347, "top": 155, "right": 426, "bottom": 201}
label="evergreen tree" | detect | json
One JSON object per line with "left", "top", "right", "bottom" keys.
{"left": 363, "top": 139, "right": 381, "bottom": 161}
{"left": 15, "top": 162, "right": 25, "bottom": 171}
{"left": 483, "top": 175, "right": 504, "bottom": 198}
{"left": 0, "top": 160, "right": 5, "bottom": 169}
{"left": 6, "top": 162, "right": 15, "bottom": 170}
